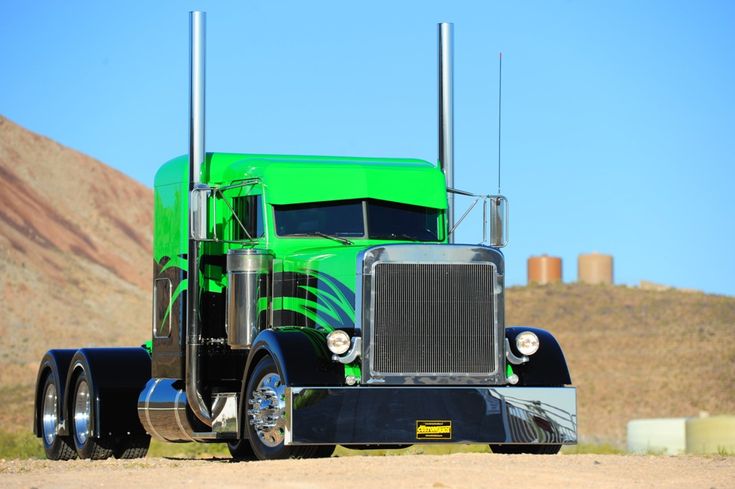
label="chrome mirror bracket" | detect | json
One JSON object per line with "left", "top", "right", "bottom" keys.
{"left": 505, "top": 338, "right": 528, "bottom": 365}
{"left": 333, "top": 337, "right": 362, "bottom": 364}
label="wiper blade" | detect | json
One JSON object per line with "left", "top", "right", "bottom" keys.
{"left": 288, "top": 232, "right": 353, "bottom": 245}
{"left": 372, "top": 233, "right": 422, "bottom": 241}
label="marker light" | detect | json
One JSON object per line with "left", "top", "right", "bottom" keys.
{"left": 516, "top": 331, "right": 540, "bottom": 356}
{"left": 327, "top": 330, "right": 351, "bottom": 355}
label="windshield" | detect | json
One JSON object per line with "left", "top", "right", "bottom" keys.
{"left": 366, "top": 200, "right": 440, "bottom": 241}
{"left": 274, "top": 199, "right": 441, "bottom": 241}
{"left": 274, "top": 200, "right": 364, "bottom": 237}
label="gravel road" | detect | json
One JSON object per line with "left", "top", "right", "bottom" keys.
{"left": 1, "top": 454, "right": 733, "bottom": 489}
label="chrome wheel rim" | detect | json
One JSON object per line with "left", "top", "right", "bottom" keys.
{"left": 248, "top": 372, "right": 286, "bottom": 447}
{"left": 73, "top": 380, "right": 91, "bottom": 446}
{"left": 42, "top": 381, "right": 59, "bottom": 446}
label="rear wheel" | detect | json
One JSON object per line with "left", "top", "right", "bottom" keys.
{"left": 71, "top": 373, "right": 113, "bottom": 460}
{"left": 113, "top": 436, "right": 151, "bottom": 459}
{"left": 489, "top": 444, "right": 561, "bottom": 455}
{"left": 40, "top": 375, "right": 77, "bottom": 460}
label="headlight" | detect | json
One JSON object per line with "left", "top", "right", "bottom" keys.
{"left": 327, "top": 330, "right": 351, "bottom": 355}
{"left": 516, "top": 331, "right": 539, "bottom": 356}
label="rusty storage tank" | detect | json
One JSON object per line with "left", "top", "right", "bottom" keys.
{"left": 527, "top": 255, "right": 562, "bottom": 285}
{"left": 578, "top": 253, "right": 613, "bottom": 284}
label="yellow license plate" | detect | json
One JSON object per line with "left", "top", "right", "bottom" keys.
{"left": 416, "top": 420, "right": 452, "bottom": 440}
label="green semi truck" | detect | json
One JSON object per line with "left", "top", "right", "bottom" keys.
{"left": 33, "top": 12, "right": 576, "bottom": 461}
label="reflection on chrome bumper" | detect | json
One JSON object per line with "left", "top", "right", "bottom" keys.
{"left": 285, "top": 386, "right": 576, "bottom": 445}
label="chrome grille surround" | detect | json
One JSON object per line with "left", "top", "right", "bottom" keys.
{"left": 358, "top": 244, "right": 506, "bottom": 386}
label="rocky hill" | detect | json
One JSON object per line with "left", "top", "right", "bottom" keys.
{"left": 0, "top": 115, "right": 733, "bottom": 444}
{"left": 506, "top": 283, "right": 735, "bottom": 443}
{"left": 0, "top": 116, "right": 152, "bottom": 428}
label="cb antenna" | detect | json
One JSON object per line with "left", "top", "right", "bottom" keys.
{"left": 497, "top": 52, "right": 503, "bottom": 195}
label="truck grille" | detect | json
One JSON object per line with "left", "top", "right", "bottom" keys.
{"left": 370, "top": 262, "right": 496, "bottom": 375}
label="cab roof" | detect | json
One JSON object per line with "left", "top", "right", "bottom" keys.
{"left": 156, "top": 153, "right": 448, "bottom": 209}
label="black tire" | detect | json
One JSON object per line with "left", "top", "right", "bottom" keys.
{"left": 71, "top": 372, "right": 113, "bottom": 460}
{"left": 39, "top": 375, "right": 77, "bottom": 461}
{"left": 489, "top": 444, "right": 561, "bottom": 455}
{"left": 227, "top": 438, "right": 258, "bottom": 461}
{"left": 309, "top": 445, "right": 336, "bottom": 458}
{"left": 244, "top": 356, "right": 314, "bottom": 460}
{"left": 113, "top": 436, "right": 151, "bottom": 459}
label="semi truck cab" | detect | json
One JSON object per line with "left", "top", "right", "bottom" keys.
{"left": 33, "top": 12, "right": 576, "bottom": 461}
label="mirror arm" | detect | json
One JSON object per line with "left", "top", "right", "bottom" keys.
{"left": 448, "top": 198, "right": 480, "bottom": 236}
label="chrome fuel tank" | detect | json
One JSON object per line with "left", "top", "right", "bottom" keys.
{"left": 137, "top": 378, "right": 196, "bottom": 442}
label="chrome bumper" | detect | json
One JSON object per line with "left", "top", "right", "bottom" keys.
{"left": 285, "top": 386, "right": 576, "bottom": 445}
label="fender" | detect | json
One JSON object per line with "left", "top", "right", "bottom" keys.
{"left": 506, "top": 327, "right": 572, "bottom": 386}
{"left": 33, "top": 349, "right": 77, "bottom": 437}
{"left": 238, "top": 327, "right": 343, "bottom": 437}
{"left": 64, "top": 348, "right": 151, "bottom": 438}
{"left": 244, "top": 328, "right": 343, "bottom": 387}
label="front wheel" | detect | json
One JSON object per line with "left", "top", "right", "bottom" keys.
{"left": 227, "top": 438, "right": 257, "bottom": 461}
{"left": 311, "top": 445, "right": 336, "bottom": 458}
{"left": 244, "top": 356, "right": 328, "bottom": 460}
{"left": 490, "top": 444, "right": 561, "bottom": 455}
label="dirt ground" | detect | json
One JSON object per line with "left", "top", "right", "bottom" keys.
{"left": 1, "top": 454, "right": 733, "bottom": 489}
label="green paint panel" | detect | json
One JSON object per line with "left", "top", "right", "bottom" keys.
{"left": 153, "top": 157, "right": 189, "bottom": 265}
{"left": 208, "top": 153, "right": 448, "bottom": 209}
{"left": 344, "top": 363, "right": 361, "bottom": 382}
{"left": 153, "top": 152, "right": 452, "bottom": 341}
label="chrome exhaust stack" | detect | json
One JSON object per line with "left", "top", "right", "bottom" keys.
{"left": 438, "top": 22, "right": 455, "bottom": 243}
{"left": 186, "top": 10, "right": 212, "bottom": 427}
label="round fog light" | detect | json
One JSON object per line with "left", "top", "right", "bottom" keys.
{"left": 516, "top": 331, "right": 539, "bottom": 356}
{"left": 327, "top": 330, "right": 351, "bottom": 355}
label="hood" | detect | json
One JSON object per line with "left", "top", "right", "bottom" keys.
{"left": 272, "top": 242, "right": 368, "bottom": 333}
{"left": 270, "top": 241, "right": 504, "bottom": 334}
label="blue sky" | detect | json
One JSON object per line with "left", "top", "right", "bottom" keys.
{"left": 2, "top": 1, "right": 734, "bottom": 295}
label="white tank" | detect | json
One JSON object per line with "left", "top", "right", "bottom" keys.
{"left": 627, "top": 418, "right": 688, "bottom": 455}
{"left": 686, "top": 415, "right": 735, "bottom": 454}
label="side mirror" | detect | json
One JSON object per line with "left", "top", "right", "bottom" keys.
{"left": 190, "top": 184, "right": 210, "bottom": 240}
{"left": 489, "top": 195, "right": 508, "bottom": 247}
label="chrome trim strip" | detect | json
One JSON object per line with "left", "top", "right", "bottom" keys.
{"left": 174, "top": 388, "right": 196, "bottom": 442}
{"left": 284, "top": 387, "right": 298, "bottom": 446}
{"left": 355, "top": 251, "right": 365, "bottom": 337}
{"left": 368, "top": 261, "right": 498, "bottom": 378}
{"left": 143, "top": 378, "right": 164, "bottom": 441}
{"left": 152, "top": 278, "right": 173, "bottom": 339}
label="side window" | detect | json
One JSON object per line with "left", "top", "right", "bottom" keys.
{"left": 232, "top": 194, "right": 263, "bottom": 240}
{"left": 153, "top": 278, "right": 172, "bottom": 338}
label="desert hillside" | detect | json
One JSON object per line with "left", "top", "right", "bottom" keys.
{"left": 506, "top": 283, "right": 735, "bottom": 442}
{"left": 0, "top": 116, "right": 152, "bottom": 424}
{"left": 0, "top": 115, "right": 733, "bottom": 444}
